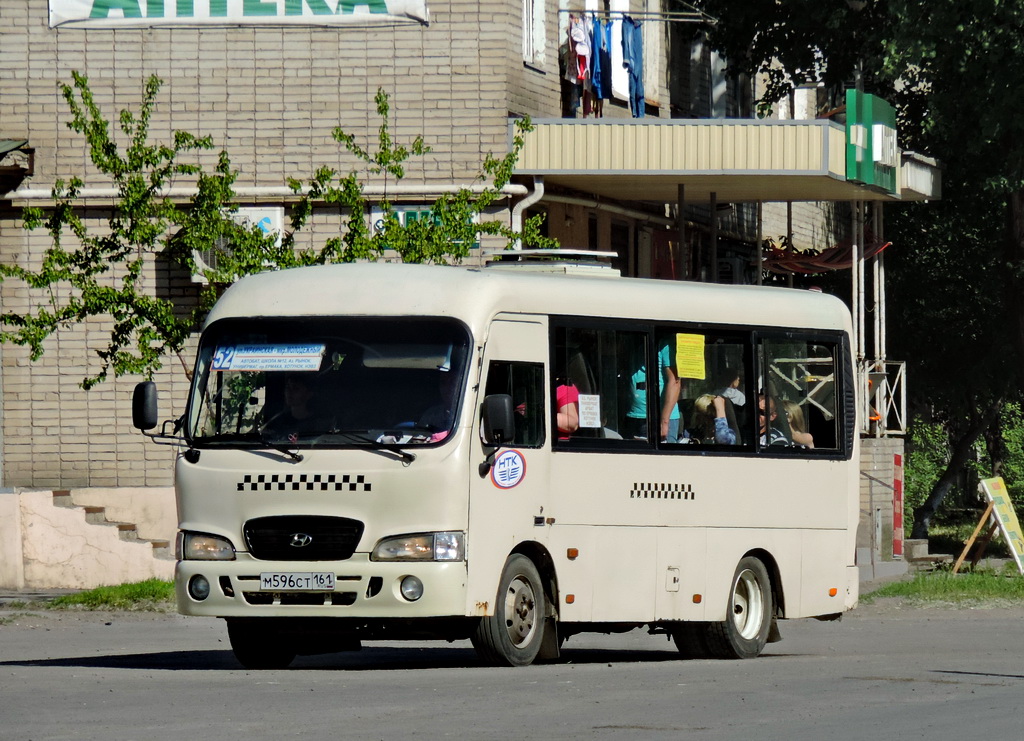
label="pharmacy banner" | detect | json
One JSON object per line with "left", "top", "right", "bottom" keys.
{"left": 50, "top": 0, "right": 429, "bottom": 28}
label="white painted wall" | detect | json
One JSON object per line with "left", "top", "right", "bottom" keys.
{"left": 67, "top": 487, "right": 177, "bottom": 542}
{"left": 0, "top": 488, "right": 176, "bottom": 589}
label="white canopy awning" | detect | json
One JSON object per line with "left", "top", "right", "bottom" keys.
{"left": 515, "top": 119, "right": 941, "bottom": 205}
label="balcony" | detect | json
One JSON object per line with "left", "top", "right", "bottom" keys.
{"left": 514, "top": 118, "right": 940, "bottom": 205}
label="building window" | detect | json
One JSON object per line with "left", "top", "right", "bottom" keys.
{"left": 523, "top": 0, "right": 546, "bottom": 66}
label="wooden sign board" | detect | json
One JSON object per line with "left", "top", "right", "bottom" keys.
{"left": 980, "top": 477, "right": 1024, "bottom": 574}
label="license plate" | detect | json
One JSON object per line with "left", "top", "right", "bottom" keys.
{"left": 259, "top": 572, "right": 336, "bottom": 591}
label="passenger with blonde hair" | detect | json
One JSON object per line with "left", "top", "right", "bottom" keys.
{"left": 690, "top": 394, "right": 737, "bottom": 445}
{"left": 783, "top": 399, "right": 814, "bottom": 448}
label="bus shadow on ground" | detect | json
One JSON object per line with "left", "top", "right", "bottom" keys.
{"left": 0, "top": 645, "right": 693, "bottom": 671}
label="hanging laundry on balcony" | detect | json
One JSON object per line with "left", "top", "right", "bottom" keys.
{"left": 621, "top": 16, "right": 645, "bottom": 118}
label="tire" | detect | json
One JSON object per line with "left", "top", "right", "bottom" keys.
{"left": 471, "top": 554, "right": 548, "bottom": 667}
{"left": 227, "top": 619, "right": 297, "bottom": 670}
{"left": 704, "top": 557, "right": 772, "bottom": 660}
{"left": 671, "top": 622, "right": 711, "bottom": 659}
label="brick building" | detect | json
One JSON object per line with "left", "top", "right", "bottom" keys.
{"left": 1, "top": 1, "right": 939, "bottom": 574}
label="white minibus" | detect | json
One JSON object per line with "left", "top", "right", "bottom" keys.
{"left": 134, "top": 258, "right": 859, "bottom": 668}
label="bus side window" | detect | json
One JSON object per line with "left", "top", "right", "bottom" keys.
{"left": 553, "top": 326, "right": 648, "bottom": 444}
{"left": 760, "top": 339, "right": 841, "bottom": 452}
{"left": 483, "top": 361, "right": 545, "bottom": 448}
{"left": 669, "top": 331, "right": 748, "bottom": 447}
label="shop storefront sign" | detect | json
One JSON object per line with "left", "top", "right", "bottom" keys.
{"left": 845, "top": 90, "right": 898, "bottom": 196}
{"left": 49, "top": 0, "right": 429, "bottom": 28}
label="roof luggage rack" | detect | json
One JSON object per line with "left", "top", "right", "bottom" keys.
{"left": 483, "top": 249, "right": 621, "bottom": 277}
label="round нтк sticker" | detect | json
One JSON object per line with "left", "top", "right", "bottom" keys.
{"left": 491, "top": 449, "right": 526, "bottom": 489}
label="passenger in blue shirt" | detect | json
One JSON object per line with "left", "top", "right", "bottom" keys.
{"left": 623, "top": 344, "right": 680, "bottom": 442}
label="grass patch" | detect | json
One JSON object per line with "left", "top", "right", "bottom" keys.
{"left": 863, "top": 567, "right": 1024, "bottom": 606}
{"left": 48, "top": 579, "right": 175, "bottom": 611}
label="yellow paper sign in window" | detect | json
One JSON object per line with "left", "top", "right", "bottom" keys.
{"left": 675, "top": 334, "right": 706, "bottom": 380}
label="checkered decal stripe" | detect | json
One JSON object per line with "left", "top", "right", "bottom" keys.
{"left": 630, "top": 482, "right": 695, "bottom": 500}
{"left": 237, "top": 474, "right": 371, "bottom": 492}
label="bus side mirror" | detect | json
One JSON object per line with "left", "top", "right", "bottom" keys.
{"left": 481, "top": 394, "right": 515, "bottom": 446}
{"left": 133, "top": 381, "right": 159, "bottom": 431}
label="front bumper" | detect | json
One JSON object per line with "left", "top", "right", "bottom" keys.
{"left": 176, "top": 553, "right": 469, "bottom": 619}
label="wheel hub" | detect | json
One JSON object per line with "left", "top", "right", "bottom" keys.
{"left": 731, "top": 569, "right": 764, "bottom": 640}
{"left": 504, "top": 575, "right": 537, "bottom": 646}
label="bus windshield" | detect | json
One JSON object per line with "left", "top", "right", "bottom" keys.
{"left": 186, "top": 317, "right": 471, "bottom": 448}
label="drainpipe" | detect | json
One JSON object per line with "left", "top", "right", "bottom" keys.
{"left": 510, "top": 176, "right": 545, "bottom": 250}
{"left": 543, "top": 193, "right": 675, "bottom": 227}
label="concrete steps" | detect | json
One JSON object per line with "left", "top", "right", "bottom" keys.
{"left": 1, "top": 487, "right": 177, "bottom": 589}
{"left": 52, "top": 490, "right": 174, "bottom": 561}
{"left": 903, "top": 537, "right": 954, "bottom": 572}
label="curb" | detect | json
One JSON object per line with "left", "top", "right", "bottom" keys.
{"left": 0, "top": 589, "right": 82, "bottom": 607}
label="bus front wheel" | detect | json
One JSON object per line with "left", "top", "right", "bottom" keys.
{"left": 471, "top": 554, "right": 548, "bottom": 667}
{"left": 705, "top": 557, "right": 772, "bottom": 660}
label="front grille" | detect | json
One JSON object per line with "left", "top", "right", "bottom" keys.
{"left": 243, "top": 515, "right": 364, "bottom": 561}
{"left": 242, "top": 592, "right": 358, "bottom": 606}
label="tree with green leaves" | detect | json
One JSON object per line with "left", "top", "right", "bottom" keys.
{"left": 9, "top": 72, "right": 262, "bottom": 388}
{"left": 270, "top": 88, "right": 551, "bottom": 270}
{"left": 9, "top": 74, "right": 550, "bottom": 389}
{"left": 693, "top": 0, "right": 1024, "bottom": 536}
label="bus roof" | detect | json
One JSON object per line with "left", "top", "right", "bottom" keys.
{"left": 204, "top": 262, "right": 852, "bottom": 334}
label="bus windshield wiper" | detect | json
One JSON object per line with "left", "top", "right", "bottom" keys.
{"left": 193, "top": 432, "right": 303, "bottom": 462}
{"left": 327, "top": 431, "right": 417, "bottom": 464}
{"left": 196, "top": 430, "right": 414, "bottom": 464}
{"left": 261, "top": 435, "right": 304, "bottom": 462}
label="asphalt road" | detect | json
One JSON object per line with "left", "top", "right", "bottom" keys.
{"left": 1, "top": 600, "right": 1022, "bottom": 740}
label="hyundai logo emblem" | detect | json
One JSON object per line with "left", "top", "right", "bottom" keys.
{"left": 289, "top": 532, "right": 313, "bottom": 548}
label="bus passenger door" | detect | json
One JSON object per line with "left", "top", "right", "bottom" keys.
{"left": 467, "top": 316, "right": 550, "bottom": 615}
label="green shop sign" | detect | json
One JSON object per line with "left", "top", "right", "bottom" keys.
{"left": 370, "top": 206, "right": 480, "bottom": 250}
{"left": 845, "top": 90, "right": 898, "bottom": 195}
{"left": 49, "top": 0, "right": 429, "bottom": 27}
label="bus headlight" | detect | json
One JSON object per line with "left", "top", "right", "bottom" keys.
{"left": 371, "top": 532, "right": 465, "bottom": 562}
{"left": 178, "top": 531, "right": 236, "bottom": 561}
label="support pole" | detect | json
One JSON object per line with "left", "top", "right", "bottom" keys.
{"left": 877, "top": 203, "right": 887, "bottom": 363}
{"left": 756, "top": 201, "right": 763, "bottom": 287}
{"left": 872, "top": 204, "right": 884, "bottom": 437}
{"left": 872, "top": 205, "right": 881, "bottom": 362}
{"left": 677, "top": 184, "right": 687, "bottom": 281}
{"left": 857, "top": 201, "right": 866, "bottom": 366}
{"left": 786, "top": 201, "right": 793, "bottom": 288}
{"left": 710, "top": 191, "right": 718, "bottom": 283}
{"left": 851, "top": 203, "right": 860, "bottom": 372}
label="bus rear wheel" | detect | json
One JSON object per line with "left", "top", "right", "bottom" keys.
{"left": 471, "top": 554, "right": 547, "bottom": 667}
{"left": 705, "top": 557, "right": 772, "bottom": 659}
{"left": 227, "top": 619, "right": 297, "bottom": 670}
{"left": 671, "top": 622, "right": 712, "bottom": 659}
